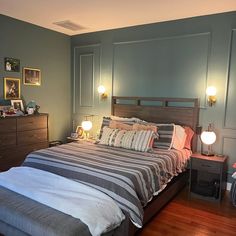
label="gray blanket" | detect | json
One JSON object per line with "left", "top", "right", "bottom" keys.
{"left": 0, "top": 187, "right": 129, "bottom": 236}
{"left": 23, "top": 141, "right": 189, "bottom": 227}
{"left": 0, "top": 187, "right": 91, "bottom": 236}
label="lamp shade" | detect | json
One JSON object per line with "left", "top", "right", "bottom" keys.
{"left": 200, "top": 131, "right": 216, "bottom": 145}
{"left": 81, "top": 120, "right": 92, "bottom": 131}
{"left": 206, "top": 86, "right": 216, "bottom": 96}
{"left": 97, "top": 85, "right": 106, "bottom": 94}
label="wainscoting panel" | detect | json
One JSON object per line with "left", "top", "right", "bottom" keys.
{"left": 224, "top": 29, "right": 236, "bottom": 129}
{"left": 113, "top": 33, "right": 210, "bottom": 106}
{"left": 79, "top": 54, "right": 94, "bottom": 107}
{"left": 73, "top": 45, "right": 100, "bottom": 115}
{"left": 222, "top": 136, "right": 236, "bottom": 181}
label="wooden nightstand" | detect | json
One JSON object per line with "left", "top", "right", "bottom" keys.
{"left": 66, "top": 137, "right": 80, "bottom": 143}
{"left": 189, "top": 153, "right": 227, "bottom": 201}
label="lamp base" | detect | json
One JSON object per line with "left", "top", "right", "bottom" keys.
{"left": 201, "top": 151, "right": 215, "bottom": 156}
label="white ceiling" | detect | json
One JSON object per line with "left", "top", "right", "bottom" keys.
{"left": 0, "top": 0, "right": 236, "bottom": 36}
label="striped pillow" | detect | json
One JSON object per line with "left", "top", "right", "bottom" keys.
{"left": 99, "top": 126, "right": 119, "bottom": 146}
{"left": 98, "top": 116, "right": 140, "bottom": 140}
{"left": 131, "top": 130, "right": 154, "bottom": 152}
{"left": 153, "top": 124, "right": 175, "bottom": 150}
{"left": 99, "top": 126, "right": 154, "bottom": 152}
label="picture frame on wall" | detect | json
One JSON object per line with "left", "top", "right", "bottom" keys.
{"left": 23, "top": 67, "right": 41, "bottom": 86}
{"left": 11, "top": 99, "right": 24, "bottom": 112}
{"left": 4, "top": 77, "right": 21, "bottom": 100}
{"left": 4, "top": 57, "right": 20, "bottom": 72}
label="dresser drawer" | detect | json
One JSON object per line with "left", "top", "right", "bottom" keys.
{"left": 17, "top": 129, "right": 48, "bottom": 145}
{"left": 0, "top": 150, "right": 24, "bottom": 171}
{"left": 17, "top": 115, "right": 48, "bottom": 131}
{"left": 0, "top": 119, "right": 16, "bottom": 133}
{"left": 0, "top": 132, "right": 16, "bottom": 148}
{"left": 191, "top": 158, "right": 221, "bottom": 174}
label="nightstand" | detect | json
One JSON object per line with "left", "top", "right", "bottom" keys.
{"left": 66, "top": 137, "right": 80, "bottom": 143}
{"left": 189, "top": 153, "right": 227, "bottom": 201}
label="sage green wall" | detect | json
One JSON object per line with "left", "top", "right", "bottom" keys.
{"left": 0, "top": 14, "right": 71, "bottom": 141}
{"left": 71, "top": 11, "right": 236, "bottom": 181}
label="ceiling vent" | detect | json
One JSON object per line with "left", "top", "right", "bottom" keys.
{"left": 53, "top": 20, "right": 85, "bottom": 31}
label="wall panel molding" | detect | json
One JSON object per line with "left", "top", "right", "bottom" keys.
{"left": 79, "top": 53, "right": 94, "bottom": 107}
{"left": 222, "top": 136, "right": 236, "bottom": 175}
{"left": 73, "top": 45, "right": 100, "bottom": 114}
{"left": 112, "top": 32, "right": 211, "bottom": 106}
{"left": 224, "top": 29, "right": 236, "bottom": 129}
{"left": 113, "top": 32, "right": 211, "bottom": 46}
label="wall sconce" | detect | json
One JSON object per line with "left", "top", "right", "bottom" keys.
{"left": 81, "top": 117, "right": 93, "bottom": 139}
{"left": 98, "top": 85, "right": 108, "bottom": 99}
{"left": 206, "top": 86, "right": 216, "bottom": 106}
{"left": 200, "top": 124, "right": 216, "bottom": 156}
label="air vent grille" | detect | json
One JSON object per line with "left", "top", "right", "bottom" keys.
{"left": 53, "top": 20, "right": 85, "bottom": 31}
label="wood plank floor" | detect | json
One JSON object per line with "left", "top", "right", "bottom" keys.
{"left": 137, "top": 188, "right": 236, "bottom": 236}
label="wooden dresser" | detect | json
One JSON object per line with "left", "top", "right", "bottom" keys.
{"left": 0, "top": 113, "right": 49, "bottom": 171}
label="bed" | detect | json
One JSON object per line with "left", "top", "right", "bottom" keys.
{"left": 0, "top": 96, "right": 199, "bottom": 236}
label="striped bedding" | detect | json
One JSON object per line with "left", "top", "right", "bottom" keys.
{"left": 23, "top": 141, "right": 191, "bottom": 227}
{"left": 231, "top": 179, "right": 236, "bottom": 206}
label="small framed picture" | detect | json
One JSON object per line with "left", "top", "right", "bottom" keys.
{"left": 4, "top": 78, "right": 21, "bottom": 100}
{"left": 4, "top": 57, "right": 20, "bottom": 72}
{"left": 23, "top": 67, "right": 41, "bottom": 86}
{"left": 76, "top": 126, "right": 84, "bottom": 139}
{"left": 11, "top": 99, "right": 24, "bottom": 112}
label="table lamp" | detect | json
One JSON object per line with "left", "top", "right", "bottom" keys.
{"left": 81, "top": 120, "right": 92, "bottom": 139}
{"left": 200, "top": 124, "right": 216, "bottom": 156}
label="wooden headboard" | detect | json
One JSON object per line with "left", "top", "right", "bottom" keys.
{"left": 112, "top": 96, "right": 200, "bottom": 151}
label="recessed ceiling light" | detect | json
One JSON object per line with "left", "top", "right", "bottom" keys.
{"left": 53, "top": 20, "right": 85, "bottom": 31}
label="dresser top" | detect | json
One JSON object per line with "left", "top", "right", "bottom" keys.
{"left": 0, "top": 113, "right": 48, "bottom": 120}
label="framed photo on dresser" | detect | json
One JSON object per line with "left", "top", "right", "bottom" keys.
{"left": 11, "top": 99, "right": 24, "bottom": 112}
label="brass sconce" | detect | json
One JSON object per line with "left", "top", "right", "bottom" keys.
{"left": 206, "top": 86, "right": 216, "bottom": 106}
{"left": 97, "top": 85, "right": 108, "bottom": 99}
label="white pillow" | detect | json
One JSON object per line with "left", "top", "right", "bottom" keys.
{"left": 172, "top": 125, "right": 187, "bottom": 150}
{"left": 232, "top": 172, "right": 236, "bottom": 179}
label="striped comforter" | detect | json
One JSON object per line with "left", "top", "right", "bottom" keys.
{"left": 231, "top": 179, "right": 236, "bottom": 206}
{"left": 23, "top": 141, "right": 190, "bottom": 227}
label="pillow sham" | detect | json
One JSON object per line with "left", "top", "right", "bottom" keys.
{"left": 133, "top": 123, "right": 158, "bottom": 133}
{"left": 98, "top": 116, "right": 140, "bottom": 140}
{"left": 152, "top": 123, "right": 175, "bottom": 150}
{"left": 172, "top": 125, "right": 187, "bottom": 150}
{"left": 183, "top": 126, "right": 195, "bottom": 150}
{"left": 99, "top": 126, "right": 154, "bottom": 152}
{"left": 109, "top": 120, "right": 133, "bottom": 131}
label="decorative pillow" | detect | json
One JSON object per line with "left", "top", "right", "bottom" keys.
{"left": 152, "top": 123, "right": 175, "bottom": 150}
{"left": 109, "top": 120, "right": 133, "bottom": 131}
{"left": 130, "top": 130, "right": 154, "bottom": 152}
{"left": 183, "top": 126, "right": 195, "bottom": 150}
{"left": 133, "top": 123, "right": 158, "bottom": 133}
{"left": 99, "top": 126, "right": 119, "bottom": 146}
{"left": 172, "top": 125, "right": 187, "bottom": 150}
{"left": 99, "top": 126, "right": 154, "bottom": 152}
{"left": 98, "top": 116, "right": 140, "bottom": 140}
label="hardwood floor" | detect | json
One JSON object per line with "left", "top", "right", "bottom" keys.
{"left": 137, "top": 188, "right": 236, "bottom": 236}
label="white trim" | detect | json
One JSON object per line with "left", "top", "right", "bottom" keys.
{"left": 227, "top": 182, "right": 232, "bottom": 191}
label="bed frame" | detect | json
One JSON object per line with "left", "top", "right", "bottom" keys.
{"left": 111, "top": 96, "right": 200, "bottom": 235}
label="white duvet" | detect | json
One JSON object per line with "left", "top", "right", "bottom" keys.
{"left": 0, "top": 167, "right": 125, "bottom": 236}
